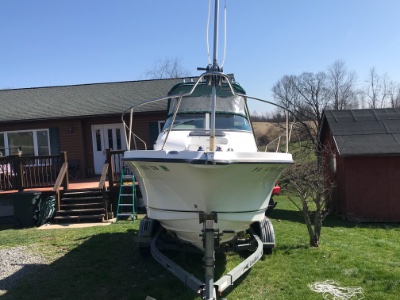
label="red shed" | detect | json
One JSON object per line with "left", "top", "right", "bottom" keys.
{"left": 319, "top": 108, "right": 400, "bottom": 222}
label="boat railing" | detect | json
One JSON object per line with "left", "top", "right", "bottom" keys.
{"left": 263, "top": 120, "right": 295, "bottom": 153}
{"left": 124, "top": 109, "right": 148, "bottom": 150}
{"left": 121, "top": 73, "right": 215, "bottom": 150}
{"left": 122, "top": 71, "right": 294, "bottom": 153}
{"left": 265, "top": 135, "right": 283, "bottom": 153}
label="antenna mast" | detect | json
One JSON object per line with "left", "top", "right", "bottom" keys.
{"left": 209, "top": 0, "right": 220, "bottom": 152}
{"left": 212, "top": 0, "right": 219, "bottom": 72}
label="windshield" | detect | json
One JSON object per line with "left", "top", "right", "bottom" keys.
{"left": 167, "top": 95, "right": 247, "bottom": 116}
{"left": 163, "top": 113, "right": 252, "bottom": 131}
{"left": 163, "top": 82, "right": 251, "bottom": 131}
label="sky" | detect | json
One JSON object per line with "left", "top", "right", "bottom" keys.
{"left": 1, "top": 0, "right": 400, "bottom": 114}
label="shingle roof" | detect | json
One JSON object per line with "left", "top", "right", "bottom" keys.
{"left": 0, "top": 78, "right": 184, "bottom": 122}
{"left": 322, "top": 108, "right": 400, "bottom": 156}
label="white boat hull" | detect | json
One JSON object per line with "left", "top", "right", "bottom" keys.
{"left": 124, "top": 150, "right": 293, "bottom": 250}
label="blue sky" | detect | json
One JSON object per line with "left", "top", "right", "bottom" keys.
{"left": 1, "top": 0, "right": 400, "bottom": 113}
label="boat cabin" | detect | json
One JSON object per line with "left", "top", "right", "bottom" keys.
{"left": 150, "top": 80, "right": 257, "bottom": 152}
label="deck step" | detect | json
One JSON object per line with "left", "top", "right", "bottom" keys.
{"left": 58, "top": 208, "right": 105, "bottom": 213}
{"left": 54, "top": 187, "right": 109, "bottom": 223}
{"left": 60, "top": 196, "right": 103, "bottom": 201}
{"left": 54, "top": 214, "right": 105, "bottom": 220}
{"left": 63, "top": 188, "right": 102, "bottom": 194}
{"left": 60, "top": 202, "right": 103, "bottom": 207}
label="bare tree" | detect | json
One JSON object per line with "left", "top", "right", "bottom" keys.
{"left": 272, "top": 75, "right": 301, "bottom": 118}
{"left": 364, "top": 67, "right": 390, "bottom": 108}
{"left": 282, "top": 146, "right": 334, "bottom": 247}
{"left": 145, "top": 57, "right": 191, "bottom": 79}
{"left": 326, "top": 60, "right": 359, "bottom": 110}
{"left": 272, "top": 72, "right": 329, "bottom": 148}
{"left": 270, "top": 61, "right": 400, "bottom": 247}
{"left": 272, "top": 60, "right": 363, "bottom": 152}
{"left": 272, "top": 64, "right": 342, "bottom": 247}
{"left": 388, "top": 81, "right": 400, "bottom": 108}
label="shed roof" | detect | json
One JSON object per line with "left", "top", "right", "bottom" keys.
{"left": 0, "top": 78, "right": 185, "bottom": 123}
{"left": 322, "top": 108, "right": 400, "bottom": 156}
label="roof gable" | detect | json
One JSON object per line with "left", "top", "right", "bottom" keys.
{"left": 322, "top": 108, "right": 400, "bottom": 156}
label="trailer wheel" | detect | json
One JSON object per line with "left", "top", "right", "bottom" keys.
{"left": 251, "top": 217, "right": 275, "bottom": 255}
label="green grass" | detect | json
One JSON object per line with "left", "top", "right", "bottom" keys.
{"left": 1, "top": 197, "right": 399, "bottom": 300}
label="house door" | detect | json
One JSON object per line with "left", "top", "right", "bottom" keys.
{"left": 91, "top": 124, "right": 126, "bottom": 174}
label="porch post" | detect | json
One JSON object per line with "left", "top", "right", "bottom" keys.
{"left": 106, "top": 149, "right": 114, "bottom": 188}
{"left": 14, "top": 156, "right": 24, "bottom": 192}
{"left": 61, "top": 151, "right": 69, "bottom": 190}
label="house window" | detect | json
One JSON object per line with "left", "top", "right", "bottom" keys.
{"left": 8, "top": 131, "right": 34, "bottom": 155}
{"left": 95, "top": 130, "right": 102, "bottom": 151}
{"left": 158, "top": 121, "right": 165, "bottom": 133}
{"left": 116, "top": 128, "right": 122, "bottom": 149}
{"left": 107, "top": 129, "right": 114, "bottom": 149}
{"left": 37, "top": 130, "right": 50, "bottom": 155}
{"left": 0, "top": 129, "right": 51, "bottom": 156}
{"left": 0, "top": 133, "right": 4, "bottom": 156}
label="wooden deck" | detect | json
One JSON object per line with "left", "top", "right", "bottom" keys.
{"left": 0, "top": 176, "right": 112, "bottom": 223}
{"left": 0, "top": 150, "right": 123, "bottom": 222}
{"left": 0, "top": 176, "right": 107, "bottom": 195}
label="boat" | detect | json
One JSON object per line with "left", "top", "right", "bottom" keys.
{"left": 121, "top": 0, "right": 293, "bottom": 297}
{"left": 123, "top": 76, "right": 293, "bottom": 250}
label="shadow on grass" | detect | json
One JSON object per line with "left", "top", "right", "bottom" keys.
{"left": 1, "top": 228, "right": 257, "bottom": 300}
{"left": 268, "top": 208, "right": 304, "bottom": 224}
{"left": 269, "top": 207, "right": 400, "bottom": 230}
{"left": 2, "top": 229, "right": 196, "bottom": 300}
{"left": 270, "top": 207, "right": 351, "bottom": 228}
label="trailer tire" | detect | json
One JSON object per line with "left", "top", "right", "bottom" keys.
{"left": 251, "top": 217, "right": 275, "bottom": 255}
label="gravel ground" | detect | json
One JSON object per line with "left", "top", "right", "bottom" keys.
{"left": 0, "top": 246, "right": 48, "bottom": 296}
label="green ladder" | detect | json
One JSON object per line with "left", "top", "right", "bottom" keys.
{"left": 116, "top": 165, "right": 136, "bottom": 223}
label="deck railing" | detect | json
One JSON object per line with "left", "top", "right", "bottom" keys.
{"left": 0, "top": 152, "right": 67, "bottom": 192}
{"left": 1, "top": 149, "right": 127, "bottom": 192}
{"left": 107, "top": 149, "right": 123, "bottom": 187}
{"left": 106, "top": 149, "right": 135, "bottom": 188}
{"left": 52, "top": 160, "right": 69, "bottom": 211}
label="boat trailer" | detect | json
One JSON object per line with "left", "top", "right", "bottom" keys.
{"left": 138, "top": 214, "right": 275, "bottom": 300}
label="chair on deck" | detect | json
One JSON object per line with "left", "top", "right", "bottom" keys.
{"left": 68, "top": 160, "right": 80, "bottom": 180}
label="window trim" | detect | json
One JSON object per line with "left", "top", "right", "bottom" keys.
{"left": 158, "top": 121, "right": 165, "bottom": 133}
{"left": 0, "top": 129, "right": 51, "bottom": 157}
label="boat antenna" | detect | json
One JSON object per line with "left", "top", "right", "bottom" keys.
{"left": 198, "top": 0, "right": 222, "bottom": 74}
{"left": 206, "top": 0, "right": 212, "bottom": 65}
{"left": 220, "top": 0, "right": 227, "bottom": 68}
{"left": 198, "top": 0, "right": 222, "bottom": 152}
{"left": 212, "top": 0, "right": 219, "bottom": 71}
{"left": 209, "top": 0, "right": 221, "bottom": 153}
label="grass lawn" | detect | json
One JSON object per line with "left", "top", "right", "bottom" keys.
{"left": 0, "top": 196, "right": 399, "bottom": 300}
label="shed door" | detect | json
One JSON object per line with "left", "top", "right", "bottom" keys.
{"left": 91, "top": 124, "right": 126, "bottom": 174}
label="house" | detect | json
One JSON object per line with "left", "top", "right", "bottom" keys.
{"left": 0, "top": 78, "right": 185, "bottom": 178}
{"left": 318, "top": 108, "right": 400, "bottom": 222}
